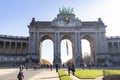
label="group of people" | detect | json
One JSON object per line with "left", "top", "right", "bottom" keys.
{"left": 17, "top": 63, "right": 75, "bottom": 80}
{"left": 55, "top": 63, "right": 75, "bottom": 76}
{"left": 67, "top": 62, "right": 75, "bottom": 76}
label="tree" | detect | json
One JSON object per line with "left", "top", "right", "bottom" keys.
{"left": 41, "top": 59, "right": 51, "bottom": 65}
{"left": 83, "top": 52, "right": 91, "bottom": 66}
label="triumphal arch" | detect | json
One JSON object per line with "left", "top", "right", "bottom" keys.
{"left": 0, "top": 7, "right": 120, "bottom": 67}
{"left": 28, "top": 7, "right": 108, "bottom": 67}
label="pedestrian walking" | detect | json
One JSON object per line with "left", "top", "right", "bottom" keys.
{"left": 17, "top": 70, "right": 24, "bottom": 80}
{"left": 50, "top": 64, "right": 53, "bottom": 71}
{"left": 55, "top": 64, "right": 59, "bottom": 72}
{"left": 67, "top": 63, "right": 75, "bottom": 76}
{"left": 67, "top": 62, "right": 71, "bottom": 76}
{"left": 71, "top": 63, "right": 75, "bottom": 75}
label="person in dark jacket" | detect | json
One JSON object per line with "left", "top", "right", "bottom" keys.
{"left": 55, "top": 64, "right": 59, "bottom": 72}
{"left": 17, "top": 70, "right": 24, "bottom": 80}
{"left": 68, "top": 63, "right": 75, "bottom": 76}
{"left": 71, "top": 63, "right": 75, "bottom": 75}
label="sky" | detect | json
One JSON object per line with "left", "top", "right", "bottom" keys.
{"left": 0, "top": 0, "right": 120, "bottom": 64}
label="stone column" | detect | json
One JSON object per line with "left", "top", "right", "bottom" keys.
{"left": 77, "top": 33, "right": 82, "bottom": 57}
{"left": 20, "top": 42, "right": 23, "bottom": 54}
{"left": 102, "top": 33, "right": 108, "bottom": 53}
{"left": 96, "top": 22, "right": 108, "bottom": 53}
{"left": 109, "top": 42, "right": 112, "bottom": 53}
{"left": 36, "top": 33, "right": 40, "bottom": 54}
{"left": 1, "top": 41, "right": 3, "bottom": 53}
{"left": 118, "top": 42, "right": 120, "bottom": 53}
{"left": 29, "top": 32, "right": 37, "bottom": 54}
{"left": 28, "top": 32, "right": 33, "bottom": 54}
{"left": 57, "top": 33, "right": 61, "bottom": 58}
{"left": 73, "top": 33, "right": 76, "bottom": 65}
{"left": 95, "top": 33, "right": 99, "bottom": 53}
{"left": 32, "top": 32, "right": 36, "bottom": 54}
{"left": 36, "top": 33, "right": 41, "bottom": 63}
{"left": 78, "top": 33, "right": 83, "bottom": 66}
{"left": 115, "top": 42, "right": 118, "bottom": 53}
{"left": 97, "top": 32, "right": 101, "bottom": 53}
{"left": 94, "top": 33, "right": 99, "bottom": 64}
{"left": 8, "top": 42, "right": 11, "bottom": 54}
{"left": 3, "top": 41, "right": 6, "bottom": 53}
{"left": 53, "top": 33, "right": 57, "bottom": 66}
{"left": 53, "top": 32, "right": 61, "bottom": 66}
{"left": 74, "top": 32, "right": 82, "bottom": 67}
{"left": 97, "top": 32, "right": 108, "bottom": 54}
{"left": 26, "top": 42, "right": 28, "bottom": 53}
{"left": 39, "top": 42, "right": 42, "bottom": 64}
{"left": 15, "top": 42, "right": 17, "bottom": 54}
{"left": 112, "top": 42, "right": 115, "bottom": 53}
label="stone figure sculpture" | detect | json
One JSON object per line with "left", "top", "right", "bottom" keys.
{"left": 59, "top": 6, "right": 74, "bottom": 14}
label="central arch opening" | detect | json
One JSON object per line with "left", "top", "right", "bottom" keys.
{"left": 61, "top": 39, "right": 72, "bottom": 65}
{"left": 60, "top": 34, "right": 73, "bottom": 67}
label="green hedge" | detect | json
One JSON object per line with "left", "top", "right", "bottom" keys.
{"left": 103, "top": 70, "right": 120, "bottom": 76}
{"left": 58, "top": 70, "right": 72, "bottom": 80}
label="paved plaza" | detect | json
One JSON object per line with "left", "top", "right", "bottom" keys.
{"left": 0, "top": 68, "right": 103, "bottom": 80}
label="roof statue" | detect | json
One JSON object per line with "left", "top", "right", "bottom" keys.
{"left": 59, "top": 6, "right": 74, "bottom": 14}
{"left": 30, "top": 17, "right": 35, "bottom": 25}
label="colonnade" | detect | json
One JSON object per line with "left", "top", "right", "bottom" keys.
{"left": 0, "top": 41, "right": 28, "bottom": 54}
{"left": 0, "top": 36, "right": 28, "bottom": 54}
{"left": 108, "top": 41, "right": 120, "bottom": 53}
{"left": 0, "top": 35, "right": 28, "bottom": 67}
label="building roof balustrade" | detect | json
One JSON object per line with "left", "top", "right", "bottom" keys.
{"left": 0, "top": 34, "right": 29, "bottom": 40}
{"left": 107, "top": 36, "right": 120, "bottom": 39}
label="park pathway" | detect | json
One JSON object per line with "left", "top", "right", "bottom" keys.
{"left": 28, "top": 69, "right": 59, "bottom": 80}
{"left": 80, "top": 76, "right": 103, "bottom": 80}
{"left": 0, "top": 68, "right": 103, "bottom": 80}
{"left": 70, "top": 74, "right": 80, "bottom": 80}
{"left": 70, "top": 75, "right": 103, "bottom": 80}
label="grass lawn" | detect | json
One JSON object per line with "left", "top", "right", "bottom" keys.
{"left": 58, "top": 69, "right": 120, "bottom": 79}
{"left": 75, "top": 69, "right": 103, "bottom": 79}
{"left": 58, "top": 70, "right": 73, "bottom": 80}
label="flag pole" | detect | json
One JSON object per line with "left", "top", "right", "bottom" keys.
{"left": 66, "top": 40, "right": 69, "bottom": 56}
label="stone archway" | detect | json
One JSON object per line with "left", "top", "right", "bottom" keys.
{"left": 28, "top": 8, "right": 108, "bottom": 67}
{"left": 81, "top": 34, "right": 96, "bottom": 65}
{"left": 39, "top": 35, "right": 54, "bottom": 64}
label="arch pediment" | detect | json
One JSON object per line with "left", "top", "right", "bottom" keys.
{"left": 81, "top": 33, "right": 95, "bottom": 43}
{"left": 61, "top": 34, "right": 73, "bottom": 42}
{"left": 40, "top": 34, "right": 53, "bottom": 42}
